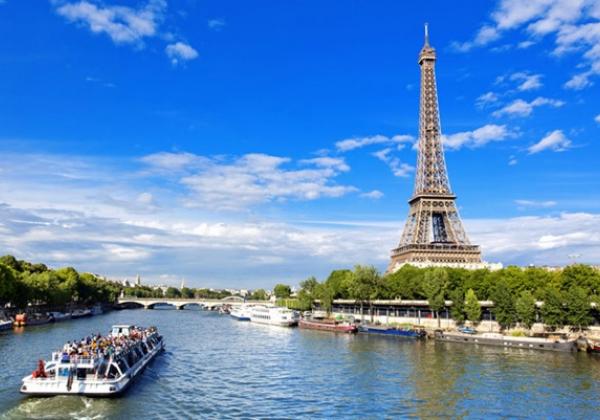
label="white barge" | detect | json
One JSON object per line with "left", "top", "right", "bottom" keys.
{"left": 435, "top": 331, "right": 577, "bottom": 352}
{"left": 20, "top": 325, "right": 164, "bottom": 396}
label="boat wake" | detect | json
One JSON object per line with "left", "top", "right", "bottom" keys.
{"left": 0, "top": 396, "right": 113, "bottom": 420}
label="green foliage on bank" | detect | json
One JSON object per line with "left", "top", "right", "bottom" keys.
{"left": 295, "top": 263, "right": 600, "bottom": 329}
{"left": 123, "top": 285, "right": 235, "bottom": 300}
{"left": 0, "top": 255, "right": 121, "bottom": 308}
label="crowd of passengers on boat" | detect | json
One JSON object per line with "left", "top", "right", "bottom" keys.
{"left": 57, "top": 326, "right": 157, "bottom": 363}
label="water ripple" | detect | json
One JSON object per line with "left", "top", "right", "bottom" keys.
{"left": 1, "top": 310, "right": 599, "bottom": 418}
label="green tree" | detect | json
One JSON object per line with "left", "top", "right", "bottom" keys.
{"left": 0, "top": 263, "right": 18, "bottom": 305}
{"left": 565, "top": 286, "right": 592, "bottom": 330}
{"left": 324, "top": 270, "right": 353, "bottom": 299}
{"left": 250, "top": 288, "right": 268, "bottom": 301}
{"left": 181, "top": 287, "right": 194, "bottom": 299}
{"left": 385, "top": 265, "right": 424, "bottom": 299}
{"left": 449, "top": 288, "right": 465, "bottom": 325}
{"left": 296, "top": 276, "right": 319, "bottom": 311}
{"left": 273, "top": 284, "right": 292, "bottom": 299}
{"left": 464, "top": 288, "right": 481, "bottom": 324}
{"left": 490, "top": 279, "right": 516, "bottom": 330}
{"left": 560, "top": 264, "right": 600, "bottom": 295}
{"left": 165, "top": 287, "right": 181, "bottom": 298}
{"left": 315, "top": 283, "right": 334, "bottom": 314}
{"left": 541, "top": 287, "right": 566, "bottom": 329}
{"left": 0, "top": 255, "right": 22, "bottom": 272}
{"left": 348, "top": 265, "right": 382, "bottom": 322}
{"left": 515, "top": 290, "right": 537, "bottom": 329}
{"left": 422, "top": 268, "right": 448, "bottom": 328}
{"left": 464, "top": 269, "right": 493, "bottom": 300}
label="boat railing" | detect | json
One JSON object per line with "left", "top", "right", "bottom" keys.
{"left": 51, "top": 352, "right": 100, "bottom": 366}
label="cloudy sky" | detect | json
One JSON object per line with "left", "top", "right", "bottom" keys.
{"left": 1, "top": 0, "right": 599, "bottom": 288}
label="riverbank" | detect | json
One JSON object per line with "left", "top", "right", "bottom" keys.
{"left": 0, "top": 303, "right": 113, "bottom": 331}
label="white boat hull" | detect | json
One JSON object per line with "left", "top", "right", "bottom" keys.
{"left": 20, "top": 340, "right": 164, "bottom": 396}
{"left": 249, "top": 317, "right": 297, "bottom": 327}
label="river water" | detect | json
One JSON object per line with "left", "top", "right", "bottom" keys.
{"left": 0, "top": 309, "right": 598, "bottom": 419}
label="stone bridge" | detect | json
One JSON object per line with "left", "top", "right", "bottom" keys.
{"left": 118, "top": 296, "right": 270, "bottom": 310}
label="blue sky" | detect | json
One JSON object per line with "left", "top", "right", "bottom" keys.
{"left": 0, "top": 0, "right": 599, "bottom": 288}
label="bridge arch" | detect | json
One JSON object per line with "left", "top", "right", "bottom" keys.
{"left": 178, "top": 302, "right": 204, "bottom": 310}
{"left": 118, "top": 301, "right": 145, "bottom": 310}
{"left": 221, "top": 296, "right": 244, "bottom": 303}
{"left": 146, "top": 302, "right": 177, "bottom": 310}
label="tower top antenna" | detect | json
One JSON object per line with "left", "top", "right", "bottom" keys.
{"left": 424, "top": 23, "right": 429, "bottom": 46}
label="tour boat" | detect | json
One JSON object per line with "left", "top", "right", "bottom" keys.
{"left": 358, "top": 323, "right": 426, "bottom": 338}
{"left": 249, "top": 305, "right": 298, "bottom": 327}
{"left": 299, "top": 318, "right": 357, "bottom": 333}
{"left": 230, "top": 305, "right": 251, "bottom": 321}
{"left": 0, "top": 319, "right": 12, "bottom": 331}
{"left": 435, "top": 331, "right": 577, "bottom": 352}
{"left": 20, "top": 325, "right": 164, "bottom": 396}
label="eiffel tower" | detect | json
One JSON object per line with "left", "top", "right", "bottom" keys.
{"left": 387, "top": 24, "right": 482, "bottom": 274}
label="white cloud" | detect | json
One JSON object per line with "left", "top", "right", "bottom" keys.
{"left": 372, "top": 148, "right": 414, "bottom": 178}
{"left": 451, "top": 0, "right": 600, "bottom": 88}
{"left": 595, "top": 113, "right": 600, "bottom": 123}
{"left": 451, "top": 25, "right": 500, "bottom": 52}
{"left": 136, "top": 192, "right": 154, "bottom": 206}
{"left": 509, "top": 72, "right": 543, "bottom": 91}
{"left": 2, "top": 200, "right": 600, "bottom": 286}
{"left": 165, "top": 42, "right": 198, "bottom": 65}
{"left": 493, "top": 97, "right": 564, "bottom": 117}
{"left": 208, "top": 18, "right": 225, "bottom": 30}
{"left": 528, "top": 129, "right": 572, "bottom": 154}
{"left": 360, "top": 190, "right": 384, "bottom": 199}
{"left": 564, "top": 71, "right": 594, "bottom": 90}
{"left": 3, "top": 153, "right": 599, "bottom": 287}
{"left": 517, "top": 40, "right": 535, "bottom": 49}
{"left": 476, "top": 91, "right": 499, "bottom": 108}
{"left": 140, "top": 152, "right": 207, "bottom": 171}
{"left": 299, "top": 157, "right": 350, "bottom": 172}
{"left": 150, "top": 153, "right": 358, "bottom": 209}
{"left": 56, "top": 0, "right": 166, "bottom": 45}
{"left": 515, "top": 199, "right": 558, "bottom": 208}
{"left": 335, "top": 134, "right": 414, "bottom": 152}
{"left": 442, "top": 124, "right": 515, "bottom": 150}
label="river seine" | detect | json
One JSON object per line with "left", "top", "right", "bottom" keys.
{"left": 0, "top": 309, "right": 599, "bottom": 419}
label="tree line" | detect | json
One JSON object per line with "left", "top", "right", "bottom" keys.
{"left": 122, "top": 285, "right": 272, "bottom": 300}
{"left": 0, "top": 255, "right": 121, "bottom": 309}
{"left": 286, "top": 264, "right": 600, "bottom": 330}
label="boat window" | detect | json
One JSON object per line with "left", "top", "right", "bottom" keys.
{"left": 107, "top": 364, "right": 120, "bottom": 379}
{"left": 76, "top": 368, "right": 87, "bottom": 380}
{"left": 117, "top": 359, "right": 128, "bottom": 373}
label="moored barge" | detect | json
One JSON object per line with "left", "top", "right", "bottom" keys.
{"left": 20, "top": 324, "right": 164, "bottom": 396}
{"left": 358, "top": 324, "right": 426, "bottom": 338}
{"left": 435, "top": 331, "right": 577, "bottom": 352}
{"left": 299, "top": 318, "right": 357, "bottom": 333}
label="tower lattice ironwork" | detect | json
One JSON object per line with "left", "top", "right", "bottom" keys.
{"left": 387, "top": 24, "right": 482, "bottom": 273}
